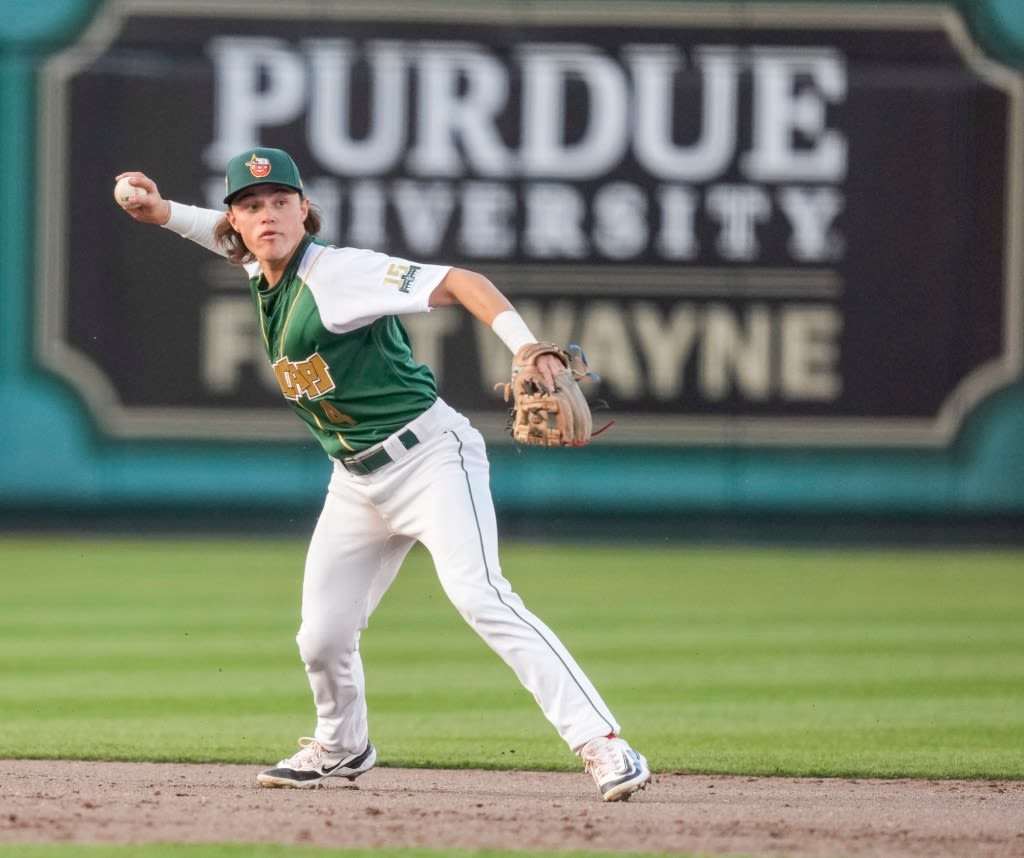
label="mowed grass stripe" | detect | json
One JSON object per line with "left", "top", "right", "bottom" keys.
{"left": 1, "top": 537, "right": 1022, "bottom": 778}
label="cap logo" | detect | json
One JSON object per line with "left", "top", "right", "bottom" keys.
{"left": 245, "top": 154, "right": 272, "bottom": 178}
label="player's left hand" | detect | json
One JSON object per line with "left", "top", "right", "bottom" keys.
{"left": 533, "top": 353, "right": 564, "bottom": 392}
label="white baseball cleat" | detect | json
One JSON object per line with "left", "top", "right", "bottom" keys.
{"left": 257, "top": 737, "right": 376, "bottom": 788}
{"left": 580, "top": 736, "right": 651, "bottom": 801}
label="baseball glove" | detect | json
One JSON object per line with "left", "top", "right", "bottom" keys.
{"left": 498, "top": 342, "right": 598, "bottom": 447}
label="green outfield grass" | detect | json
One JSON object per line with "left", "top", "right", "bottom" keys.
{"left": 1, "top": 536, "right": 1022, "bottom": 779}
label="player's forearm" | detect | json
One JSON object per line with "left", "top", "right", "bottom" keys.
{"left": 430, "top": 268, "right": 513, "bottom": 324}
{"left": 162, "top": 202, "right": 227, "bottom": 257}
{"left": 430, "top": 268, "right": 541, "bottom": 353}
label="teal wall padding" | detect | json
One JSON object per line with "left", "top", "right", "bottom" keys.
{"left": 2, "top": 0, "right": 1022, "bottom": 522}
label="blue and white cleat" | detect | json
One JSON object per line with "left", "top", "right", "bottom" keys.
{"left": 580, "top": 736, "right": 651, "bottom": 801}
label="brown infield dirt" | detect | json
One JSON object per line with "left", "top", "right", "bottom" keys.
{"left": 2, "top": 760, "right": 1023, "bottom": 856}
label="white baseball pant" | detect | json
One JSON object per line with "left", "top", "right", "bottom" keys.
{"left": 296, "top": 398, "right": 620, "bottom": 755}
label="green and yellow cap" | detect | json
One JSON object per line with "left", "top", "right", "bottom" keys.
{"left": 223, "top": 147, "right": 303, "bottom": 204}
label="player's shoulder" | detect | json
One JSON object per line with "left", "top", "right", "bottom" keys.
{"left": 303, "top": 242, "right": 394, "bottom": 280}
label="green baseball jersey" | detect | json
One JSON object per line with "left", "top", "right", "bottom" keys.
{"left": 246, "top": 233, "right": 451, "bottom": 456}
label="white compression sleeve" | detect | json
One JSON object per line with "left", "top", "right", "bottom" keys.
{"left": 161, "top": 201, "right": 226, "bottom": 256}
{"left": 492, "top": 310, "right": 538, "bottom": 353}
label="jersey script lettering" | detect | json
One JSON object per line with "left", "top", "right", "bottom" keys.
{"left": 273, "top": 352, "right": 336, "bottom": 400}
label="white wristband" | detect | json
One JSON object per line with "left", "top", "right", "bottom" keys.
{"left": 491, "top": 310, "right": 538, "bottom": 353}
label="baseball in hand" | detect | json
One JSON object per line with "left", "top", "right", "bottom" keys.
{"left": 114, "top": 177, "right": 146, "bottom": 207}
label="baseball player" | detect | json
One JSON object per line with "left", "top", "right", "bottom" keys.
{"left": 114, "top": 147, "right": 650, "bottom": 801}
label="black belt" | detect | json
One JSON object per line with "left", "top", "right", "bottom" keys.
{"left": 339, "top": 429, "right": 419, "bottom": 476}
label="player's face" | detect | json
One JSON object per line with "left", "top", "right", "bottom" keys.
{"left": 226, "top": 185, "right": 310, "bottom": 273}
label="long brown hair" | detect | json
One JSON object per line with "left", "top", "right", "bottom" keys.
{"left": 213, "top": 202, "right": 323, "bottom": 265}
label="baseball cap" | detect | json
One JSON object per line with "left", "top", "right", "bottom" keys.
{"left": 223, "top": 147, "right": 303, "bottom": 204}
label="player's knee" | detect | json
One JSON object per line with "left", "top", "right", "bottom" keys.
{"left": 296, "top": 622, "right": 357, "bottom": 667}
